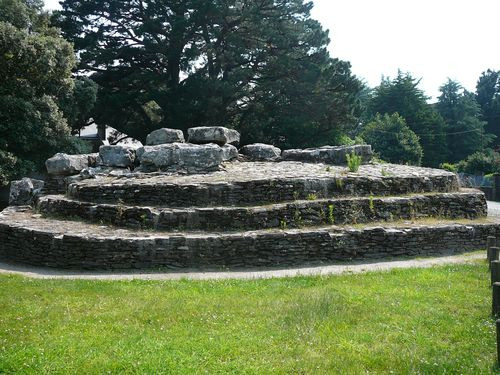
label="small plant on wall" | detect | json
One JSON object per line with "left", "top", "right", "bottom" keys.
{"left": 346, "top": 152, "right": 362, "bottom": 173}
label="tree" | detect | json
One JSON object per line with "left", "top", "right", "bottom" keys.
{"left": 436, "top": 79, "right": 492, "bottom": 163}
{"left": 54, "top": 0, "right": 362, "bottom": 147}
{"left": 0, "top": 0, "right": 79, "bottom": 185}
{"left": 476, "top": 69, "right": 500, "bottom": 145}
{"left": 366, "top": 71, "right": 447, "bottom": 167}
{"left": 361, "top": 113, "right": 423, "bottom": 165}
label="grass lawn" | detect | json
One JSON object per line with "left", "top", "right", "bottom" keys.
{"left": 0, "top": 261, "right": 498, "bottom": 374}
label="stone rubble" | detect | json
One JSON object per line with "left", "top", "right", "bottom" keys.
{"left": 239, "top": 143, "right": 282, "bottom": 161}
{"left": 146, "top": 128, "right": 185, "bottom": 145}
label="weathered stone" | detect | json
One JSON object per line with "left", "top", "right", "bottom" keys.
{"left": 99, "top": 145, "right": 136, "bottom": 168}
{"left": 187, "top": 126, "right": 240, "bottom": 145}
{"left": 146, "top": 128, "right": 185, "bottom": 145}
{"left": 240, "top": 143, "right": 281, "bottom": 161}
{"left": 46, "top": 153, "right": 95, "bottom": 175}
{"left": 137, "top": 143, "right": 224, "bottom": 173}
{"left": 282, "top": 144, "right": 373, "bottom": 165}
{"left": 68, "top": 162, "right": 460, "bottom": 207}
{"left": 9, "top": 178, "right": 44, "bottom": 206}
{"left": 0, "top": 207, "right": 499, "bottom": 270}
{"left": 221, "top": 144, "right": 238, "bottom": 161}
{"left": 37, "top": 190, "right": 487, "bottom": 232}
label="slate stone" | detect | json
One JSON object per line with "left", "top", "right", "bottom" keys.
{"left": 146, "top": 128, "right": 185, "bottom": 145}
{"left": 187, "top": 126, "right": 240, "bottom": 146}
{"left": 239, "top": 143, "right": 281, "bottom": 161}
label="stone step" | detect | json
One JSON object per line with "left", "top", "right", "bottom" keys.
{"left": 37, "top": 190, "right": 487, "bottom": 231}
{"left": 0, "top": 207, "right": 497, "bottom": 270}
{"left": 67, "top": 162, "right": 459, "bottom": 207}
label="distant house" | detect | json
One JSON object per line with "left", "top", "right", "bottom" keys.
{"left": 77, "top": 124, "right": 142, "bottom": 152}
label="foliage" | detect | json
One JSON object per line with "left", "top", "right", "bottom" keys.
{"left": 54, "top": 0, "right": 363, "bottom": 147}
{"left": 365, "top": 71, "right": 447, "bottom": 167}
{"left": 346, "top": 151, "right": 362, "bottom": 172}
{"left": 0, "top": 262, "right": 495, "bottom": 373}
{"left": 361, "top": 113, "right": 423, "bottom": 165}
{"left": 439, "top": 162, "right": 458, "bottom": 173}
{"left": 436, "top": 79, "right": 493, "bottom": 163}
{"left": 476, "top": 69, "right": 500, "bottom": 145}
{"left": 60, "top": 77, "right": 98, "bottom": 133}
{"left": 0, "top": 0, "right": 77, "bottom": 185}
{"left": 455, "top": 149, "right": 500, "bottom": 175}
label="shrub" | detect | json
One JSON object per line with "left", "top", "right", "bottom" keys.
{"left": 361, "top": 113, "right": 423, "bottom": 165}
{"left": 439, "top": 162, "right": 458, "bottom": 173}
{"left": 346, "top": 152, "right": 362, "bottom": 173}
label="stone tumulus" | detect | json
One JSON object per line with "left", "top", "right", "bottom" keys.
{"left": 1, "top": 126, "right": 497, "bottom": 271}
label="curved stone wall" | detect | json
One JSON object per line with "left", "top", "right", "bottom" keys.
{"left": 0, "top": 209, "right": 497, "bottom": 270}
{"left": 38, "top": 190, "right": 487, "bottom": 231}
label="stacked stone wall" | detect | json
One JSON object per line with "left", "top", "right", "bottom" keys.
{"left": 38, "top": 191, "right": 487, "bottom": 231}
{"left": 0, "top": 213, "right": 497, "bottom": 270}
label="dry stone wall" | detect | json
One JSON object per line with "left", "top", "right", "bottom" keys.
{"left": 0, "top": 209, "right": 497, "bottom": 270}
{"left": 38, "top": 190, "right": 487, "bottom": 231}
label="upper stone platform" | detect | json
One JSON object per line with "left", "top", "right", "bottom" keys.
{"left": 68, "top": 162, "right": 459, "bottom": 207}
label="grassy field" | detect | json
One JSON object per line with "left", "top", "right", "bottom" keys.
{"left": 0, "top": 261, "right": 498, "bottom": 374}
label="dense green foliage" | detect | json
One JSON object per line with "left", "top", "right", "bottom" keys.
{"left": 0, "top": 261, "right": 495, "bottom": 373}
{"left": 54, "top": 0, "right": 363, "bottom": 148}
{"left": 455, "top": 149, "right": 500, "bottom": 175}
{"left": 476, "top": 69, "right": 500, "bottom": 145}
{"left": 365, "top": 71, "right": 447, "bottom": 167}
{"left": 436, "top": 79, "right": 492, "bottom": 163}
{"left": 0, "top": 0, "right": 81, "bottom": 185}
{"left": 361, "top": 113, "right": 423, "bottom": 165}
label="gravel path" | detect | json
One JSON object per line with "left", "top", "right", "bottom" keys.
{"left": 0, "top": 252, "right": 484, "bottom": 281}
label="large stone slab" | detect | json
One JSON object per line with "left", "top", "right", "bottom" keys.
{"left": 282, "top": 145, "right": 373, "bottom": 164}
{"left": 99, "top": 145, "right": 136, "bottom": 168}
{"left": 240, "top": 143, "right": 281, "bottom": 161}
{"left": 187, "top": 127, "right": 240, "bottom": 146}
{"left": 146, "top": 128, "right": 185, "bottom": 145}
{"left": 221, "top": 144, "right": 239, "bottom": 161}
{"left": 9, "top": 178, "right": 44, "bottom": 206}
{"left": 137, "top": 143, "right": 224, "bottom": 173}
{"left": 46, "top": 153, "right": 95, "bottom": 176}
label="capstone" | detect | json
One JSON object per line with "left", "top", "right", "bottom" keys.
{"left": 221, "top": 144, "right": 239, "bottom": 161}
{"left": 239, "top": 143, "right": 281, "bottom": 161}
{"left": 282, "top": 145, "right": 373, "bottom": 164}
{"left": 99, "top": 145, "right": 136, "bottom": 168}
{"left": 137, "top": 142, "right": 224, "bottom": 173}
{"left": 187, "top": 126, "right": 240, "bottom": 146}
{"left": 146, "top": 128, "right": 185, "bottom": 145}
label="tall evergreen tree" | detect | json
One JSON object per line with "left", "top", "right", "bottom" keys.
{"left": 366, "top": 71, "right": 447, "bottom": 167}
{"left": 476, "top": 69, "right": 500, "bottom": 145}
{"left": 54, "top": 0, "right": 362, "bottom": 147}
{"left": 436, "top": 79, "right": 492, "bottom": 162}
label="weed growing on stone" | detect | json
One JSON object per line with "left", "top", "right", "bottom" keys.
{"left": 369, "top": 195, "right": 375, "bottom": 214}
{"left": 280, "top": 219, "right": 287, "bottom": 230}
{"left": 294, "top": 208, "right": 303, "bottom": 228}
{"left": 293, "top": 191, "right": 300, "bottom": 201}
{"left": 328, "top": 204, "right": 335, "bottom": 224}
{"left": 306, "top": 193, "right": 317, "bottom": 201}
{"left": 335, "top": 179, "right": 344, "bottom": 191}
{"left": 346, "top": 152, "right": 362, "bottom": 173}
{"left": 381, "top": 168, "right": 393, "bottom": 177}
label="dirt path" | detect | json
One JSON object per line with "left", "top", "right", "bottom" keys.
{"left": 0, "top": 252, "right": 484, "bottom": 281}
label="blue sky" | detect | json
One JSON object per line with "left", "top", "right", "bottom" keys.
{"left": 44, "top": 0, "right": 500, "bottom": 100}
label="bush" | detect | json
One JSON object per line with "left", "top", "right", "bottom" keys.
{"left": 455, "top": 149, "right": 500, "bottom": 175}
{"left": 439, "top": 162, "right": 458, "bottom": 173}
{"left": 346, "top": 152, "right": 362, "bottom": 172}
{"left": 361, "top": 113, "right": 423, "bottom": 165}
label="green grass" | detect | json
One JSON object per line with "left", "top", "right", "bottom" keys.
{"left": 0, "top": 262, "right": 498, "bottom": 374}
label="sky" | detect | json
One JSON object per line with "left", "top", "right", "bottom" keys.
{"left": 44, "top": 0, "right": 500, "bottom": 100}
